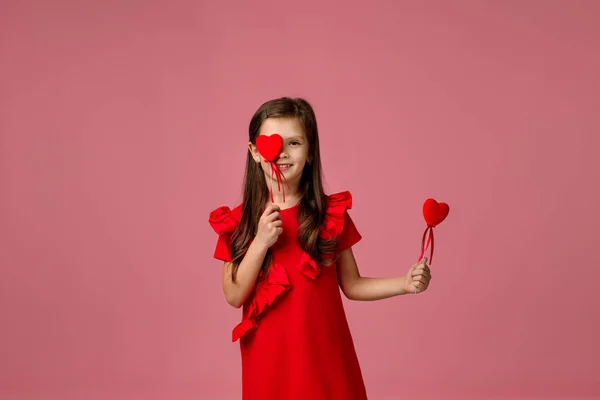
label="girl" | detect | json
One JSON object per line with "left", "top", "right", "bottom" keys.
{"left": 209, "top": 97, "right": 431, "bottom": 400}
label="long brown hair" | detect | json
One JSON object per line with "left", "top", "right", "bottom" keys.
{"left": 229, "top": 97, "right": 336, "bottom": 281}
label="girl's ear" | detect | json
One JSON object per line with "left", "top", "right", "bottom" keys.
{"left": 248, "top": 141, "right": 261, "bottom": 163}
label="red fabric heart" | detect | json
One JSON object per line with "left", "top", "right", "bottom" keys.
{"left": 423, "top": 198, "right": 449, "bottom": 227}
{"left": 256, "top": 134, "right": 282, "bottom": 161}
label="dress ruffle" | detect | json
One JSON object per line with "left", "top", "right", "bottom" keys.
{"left": 296, "top": 251, "right": 320, "bottom": 279}
{"left": 232, "top": 262, "right": 290, "bottom": 342}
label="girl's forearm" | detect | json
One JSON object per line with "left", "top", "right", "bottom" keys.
{"left": 223, "top": 241, "right": 268, "bottom": 308}
{"left": 344, "top": 276, "right": 409, "bottom": 301}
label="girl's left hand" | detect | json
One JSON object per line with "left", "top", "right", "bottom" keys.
{"left": 404, "top": 257, "right": 432, "bottom": 294}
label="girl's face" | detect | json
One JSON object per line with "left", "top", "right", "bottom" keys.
{"left": 248, "top": 117, "right": 312, "bottom": 196}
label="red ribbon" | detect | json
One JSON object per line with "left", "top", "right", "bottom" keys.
{"left": 418, "top": 225, "right": 435, "bottom": 264}
{"left": 256, "top": 134, "right": 291, "bottom": 203}
{"left": 267, "top": 160, "right": 290, "bottom": 203}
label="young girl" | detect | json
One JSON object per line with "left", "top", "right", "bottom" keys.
{"left": 209, "top": 97, "right": 432, "bottom": 400}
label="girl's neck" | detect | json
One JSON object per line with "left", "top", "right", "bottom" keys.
{"left": 268, "top": 190, "right": 302, "bottom": 210}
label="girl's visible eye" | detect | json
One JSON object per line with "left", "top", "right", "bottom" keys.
{"left": 290, "top": 141, "right": 301, "bottom": 146}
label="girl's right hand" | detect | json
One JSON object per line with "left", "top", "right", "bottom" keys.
{"left": 255, "top": 205, "right": 283, "bottom": 250}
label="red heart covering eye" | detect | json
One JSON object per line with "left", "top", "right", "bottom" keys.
{"left": 423, "top": 198, "right": 449, "bottom": 227}
{"left": 256, "top": 134, "right": 283, "bottom": 162}
{"left": 255, "top": 133, "right": 290, "bottom": 203}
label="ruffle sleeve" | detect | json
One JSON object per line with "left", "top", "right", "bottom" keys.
{"left": 337, "top": 209, "right": 362, "bottom": 252}
{"left": 296, "top": 191, "right": 362, "bottom": 277}
{"left": 320, "top": 191, "right": 362, "bottom": 252}
{"left": 208, "top": 206, "right": 240, "bottom": 262}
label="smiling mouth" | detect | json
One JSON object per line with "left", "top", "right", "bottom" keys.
{"left": 276, "top": 164, "right": 292, "bottom": 170}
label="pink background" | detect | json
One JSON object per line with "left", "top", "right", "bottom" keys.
{"left": 1, "top": 1, "right": 599, "bottom": 399}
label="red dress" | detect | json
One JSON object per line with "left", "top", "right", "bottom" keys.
{"left": 209, "top": 191, "right": 368, "bottom": 400}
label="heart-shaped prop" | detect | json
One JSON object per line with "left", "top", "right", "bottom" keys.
{"left": 423, "top": 198, "right": 449, "bottom": 227}
{"left": 256, "top": 134, "right": 282, "bottom": 161}
{"left": 418, "top": 198, "right": 449, "bottom": 265}
{"left": 255, "top": 133, "right": 290, "bottom": 203}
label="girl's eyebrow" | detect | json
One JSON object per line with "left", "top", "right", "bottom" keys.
{"left": 286, "top": 136, "right": 304, "bottom": 141}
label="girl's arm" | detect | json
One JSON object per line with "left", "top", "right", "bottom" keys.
{"left": 222, "top": 241, "right": 268, "bottom": 308}
{"left": 337, "top": 247, "right": 431, "bottom": 301}
{"left": 222, "top": 205, "right": 283, "bottom": 308}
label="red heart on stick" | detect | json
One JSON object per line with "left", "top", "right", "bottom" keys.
{"left": 423, "top": 198, "right": 449, "bottom": 227}
{"left": 256, "top": 134, "right": 283, "bottom": 161}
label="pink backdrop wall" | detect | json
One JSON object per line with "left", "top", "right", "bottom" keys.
{"left": 1, "top": 1, "right": 599, "bottom": 399}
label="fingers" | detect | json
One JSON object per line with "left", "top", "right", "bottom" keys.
{"left": 262, "top": 204, "right": 281, "bottom": 221}
{"left": 411, "top": 265, "right": 431, "bottom": 278}
{"left": 266, "top": 210, "right": 283, "bottom": 236}
{"left": 411, "top": 268, "right": 430, "bottom": 279}
{"left": 263, "top": 208, "right": 281, "bottom": 223}
{"left": 411, "top": 257, "right": 432, "bottom": 294}
{"left": 411, "top": 261, "right": 432, "bottom": 289}
{"left": 413, "top": 281, "right": 427, "bottom": 291}
{"left": 412, "top": 276, "right": 430, "bottom": 289}
{"left": 267, "top": 218, "right": 283, "bottom": 236}
{"left": 411, "top": 275, "right": 430, "bottom": 285}
{"left": 412, "top": 257, "right": 429, "bottom": 269}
